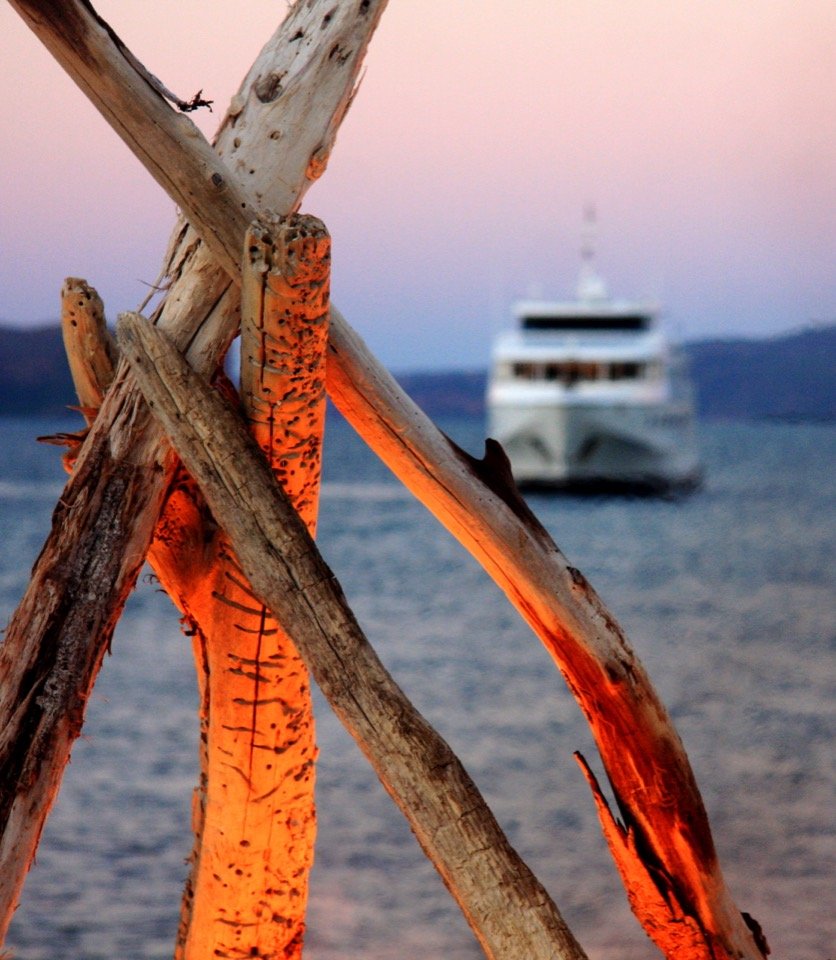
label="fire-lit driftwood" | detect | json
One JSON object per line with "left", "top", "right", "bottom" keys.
{"left": 117, "top": 311, "right": 589, "bottom": 960}
{"left": 0, "top": 0, "right": 386, "bottom": 938}
{"left": 55, "top": 224, "right": 330, "bottom": 957}
{"left": 55, "top": 231, "right": 583, "bottom": 960}
{"left": 0, "top": 2, "right": 769, "bottom": 959}
{"left": 165, "top": 219, "right": 329, "bottom": 959}
{"left": 325, "top": 318, "right": 768, "bottom": 960}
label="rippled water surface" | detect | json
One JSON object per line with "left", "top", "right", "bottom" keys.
{"left": 2, "top": 414, "right": 834, "bottom": 959}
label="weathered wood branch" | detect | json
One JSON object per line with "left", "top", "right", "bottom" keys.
{"left": 573, "top": 752, "right": 772, "bottom": 959}
{"left": 239, "top": 221, "right": 330, "bottom": 533}
{"left": 36, "top": 278, "right": 118, "bottom": 467}
{"left": 169, "top": 218, "right": 330, "bottom": 960}
{"left": 324, "top": 320, "right": 766, "bottom": 960}
{"left": 61, "top": 278, "right": 117, "bottom": 422}
{"left": 0, "top": 0, "right": 386, "bottom": 938}
{"left": 2, "top": 2, "right": 766, "bottom": 957}
{"left": 56, "top": 266, "right": 324, "bottom": 957}
{"left": 118, "top": 312, "right": 589, "bottom": 960}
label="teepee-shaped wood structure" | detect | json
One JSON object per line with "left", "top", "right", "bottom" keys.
{"left": 0, "top": 3, "right": 769, "bottom": 959}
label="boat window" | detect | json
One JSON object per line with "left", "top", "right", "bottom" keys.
{"left": 511, "top": 361, "right": 647, "bottom": 383}
{"left": 512, "top": 362, "right": 538, "bottom": 379}
{"left": 512, "top": 361, "right": 608, "bottom": 384}
{"left": 544, "top": 362, "right": 593, "bottom": 385}
{"left": 521, "top": 315, "right": 650, "bottom": 331}
{"left": 608, "top": 362, "right": 643, "bottom": 380}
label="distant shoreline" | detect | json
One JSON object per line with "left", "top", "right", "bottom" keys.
{"left": 1, "top": 323, "right": 834, "bottom": 422}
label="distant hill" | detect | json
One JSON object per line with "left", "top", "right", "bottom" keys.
{"left": 684, "top": 326, "right": 836, "bottom": 422}
{"left": 0, "top": 326, "right": 76, "bottom": 417}
{"left": 394, "top": 369, "right": 487, "bottom": 418}
{"left": 0, "top": 322, "right": 834, "bottom": 422}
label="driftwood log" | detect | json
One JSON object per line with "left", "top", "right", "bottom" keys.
{"left": 117, "top": 310, "right": 589, "bottom": 960}
{"left": 159, "top": 219, "right": 330, "bottom": 959}
{"left": 57, "top": 224, "right": 331, "bottom": 958}
{"left": 0, "top": 0, "right": 387, "bottom": 939}
{"left": 0, "top": 2, "right": 768, "bottom": 959}
{"left": 60, "top": 278, "right": 117, "bottom": 425}
{"left": 59, "top": 224, "right": 588, "bottom": 959}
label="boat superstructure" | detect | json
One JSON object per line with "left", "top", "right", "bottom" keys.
{"left": 487, "top": 228, "right": 702, "bottom": 493}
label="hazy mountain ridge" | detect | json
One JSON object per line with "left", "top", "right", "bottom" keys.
{"left": 1, "top": 323, "right": 834, "bottom": 422}
{"left": 398, "top": 325, "right": 836, "bottom": 422}
{"left": 685, "top": 326, "right": 836, "bottom": 421}
{"left": 0, "top": 326, "right": 76, "bottom": 418}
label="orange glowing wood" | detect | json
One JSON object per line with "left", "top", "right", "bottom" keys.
{"left": 324, "top": 321, "right": 769, "bottom": 960}
{"left": 118, "top": 310, "right": 589, "bottom": 960}
{"left": 572, "top": 753, "right": 753, "bottom": 960}
{"left": 2, "top": 2, "right": 768, "bottom": 958}
{"left": 0, "top": 0, "right": 386, "bottom": 940}
{"left": 169, "top": 218, "right": 328, "bottom": 959}
{"left": 53, "top": 218, "right": 329, "bottom": 958}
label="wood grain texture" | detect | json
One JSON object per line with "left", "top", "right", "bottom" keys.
{"left": 3, "top": 1, "right": 766, "bottom": 956}
{"left": 171, "top": 218, "right": 330, "bottom": 960}
{"left": 118, "top": 311, "right": 589, "bottom": 960}
{"left": 0, "top": 0, "right": 386, "bottom": 939}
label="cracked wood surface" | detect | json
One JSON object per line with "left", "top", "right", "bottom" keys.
{"left": 56, "top": 252, "right": 326, "bottom": 959}
{"left": 119, "top": 312, "right": 589, "bottom": 960}
{"left": 0, "top": 0, "right": 386, "bottom": 939}
{"left": 166, "top": 219, "right": 328, "bottom": 960}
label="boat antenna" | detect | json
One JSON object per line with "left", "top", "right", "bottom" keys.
{"left": 576, "top": 203, "right": 608, "bottom": 302}
{"left": 581, "top": 202, "right": 596, "bottom": 265}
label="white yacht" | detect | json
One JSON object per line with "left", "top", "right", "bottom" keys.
{"left": 487, "top": 231, "right": 702, "bottom": 493}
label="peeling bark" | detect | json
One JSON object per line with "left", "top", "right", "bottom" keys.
{"left": 118, "top": 312, "right": 589, "bottom": 960}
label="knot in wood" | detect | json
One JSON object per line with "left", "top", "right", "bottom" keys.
{"left": 255, "top": 71, "right": 285, "bottom": 103}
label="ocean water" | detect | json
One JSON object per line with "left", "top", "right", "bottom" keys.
{"left": 1, "top": 413, "right": 833, "bottom": 960}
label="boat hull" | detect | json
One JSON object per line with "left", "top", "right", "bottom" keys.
{"left": 488, "top": 397, "right": 702, "bottom": 494}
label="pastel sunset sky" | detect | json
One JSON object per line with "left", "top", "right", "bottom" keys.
{"left": 1, "top": 0, "right": 833, "bottom": 370}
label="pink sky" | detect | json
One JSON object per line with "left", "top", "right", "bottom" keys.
{"left": 1, "top": 0, "right": 834, "bottom": 370}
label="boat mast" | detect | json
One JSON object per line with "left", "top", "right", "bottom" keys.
{"left": 576, "top": 203, "right": 608, "bottom": 303}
